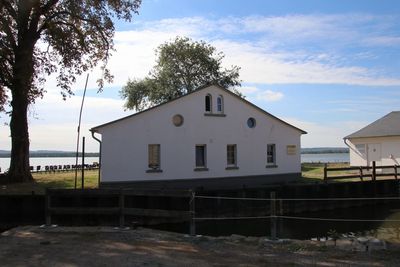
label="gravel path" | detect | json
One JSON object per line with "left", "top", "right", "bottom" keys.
{"left": 0, "top": 226, "right": 399, "bottom": 266}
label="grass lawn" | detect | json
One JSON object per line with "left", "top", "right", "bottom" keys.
{"left": 301, "top": 162, "right": 350, "bottom": 181}
{"left": 0, "top": 170, "right": 99, "bottom": 195}
{"left": 1, "top": 163, "right": 389, "bottom": 194}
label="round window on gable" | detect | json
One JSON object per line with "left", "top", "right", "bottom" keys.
{"left": 247, "top": 117, "right": 256, "bottom": 128}
{"left": 172, "top": 114, "right": 184, "bottom": 127}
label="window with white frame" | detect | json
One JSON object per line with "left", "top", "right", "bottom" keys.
{"left": 217, "top": 95, "right": 224, "bottom": 113}
{"left": 148, "top": 144, "right": 160, "bottom": 170}
{"left": 227, "top": 144, "right": 237, "bottom": 166}
{"left": 267, "top": 144, "right": 276, "bottom": 165}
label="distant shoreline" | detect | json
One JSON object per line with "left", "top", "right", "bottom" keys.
{"left": 0, "top": 148, "right": 349, "bottom": 158}
{"left": 0, "top": 153, "right": 99, "bottom": 158}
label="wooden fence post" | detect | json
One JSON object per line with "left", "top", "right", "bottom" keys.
{"left": 119, "top": 190, "right": 125, "bottom": 228}
{"left": 270, "top": 191, "right": 277, "bottom": 240}
{"left": 323, "top": 164, "right": 328, "bottom": 182}
{"left": 45, "top": 189, "right": 51, "bottom": 226}
{"left": 359, "top": 166, "right": 363, "bottom": 181}
{"left": 394, "top": 165, "right": 398, "bottom": 180}
{"left": 372, "top": 161, "right": 376, "bottom": 181}
{"left": 189, "top": 191, "right": 196, "bottom": 236}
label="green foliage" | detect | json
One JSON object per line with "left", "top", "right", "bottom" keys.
{"left": 0, "top": 0, "right": 141, "bottom": 107}
{"left": 121, "top": 36, "right": 242, "bottom": 111}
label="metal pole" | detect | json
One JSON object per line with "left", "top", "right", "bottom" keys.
{"left": 74, "top": 74, "right": 89, "bottom": 189}
{"left": 81, "top": 136, "right": 85, "bottom": 189}
{"left": 270, "top": 191, "right": 277, "bottom": 240}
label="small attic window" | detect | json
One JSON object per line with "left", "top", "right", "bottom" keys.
{"left": 217, "top": 95, "right": 223, "bottom": 113}
{"left": 205, "top": 94, "right": 212, "bottom": 112}
{"left": 247, "top": 117, "right": 256, "bottom": 128}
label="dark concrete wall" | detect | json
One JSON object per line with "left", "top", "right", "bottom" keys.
{"left": 100, "top": 173, "right": 302, "bottom": 190}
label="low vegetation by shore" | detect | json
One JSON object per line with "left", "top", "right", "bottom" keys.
{"left": 0, "top": 170, "right": 99, "bottom": 194}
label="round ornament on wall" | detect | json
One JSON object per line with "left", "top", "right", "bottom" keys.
{"left": 172, "top": 114, "right": 184, "bottom": 127}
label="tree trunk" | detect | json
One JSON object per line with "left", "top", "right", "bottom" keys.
{"left": 5, "top": 36, "right": 36, "bottom": 183}
{"left": 7, "top": 92, "right": 33, "bottom": 183}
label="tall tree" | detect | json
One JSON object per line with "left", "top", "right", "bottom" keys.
{"left": 0, "top": 0, "right": 141, "bottom": 183}
{"left": 121, "top": 36, "right": 241, "bottom": 111}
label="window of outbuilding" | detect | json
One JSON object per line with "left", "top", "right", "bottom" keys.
{"left": 355, "top": 144, "right": 366, "bottom": 156}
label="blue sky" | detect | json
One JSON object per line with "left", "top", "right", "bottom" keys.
{"left": 1, "top": 0, "right": 400, "bottom": 151}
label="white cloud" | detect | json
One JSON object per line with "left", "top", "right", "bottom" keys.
{"left": 256, "top": 90, "right": 284, "bottom": 102}
{"left": 238, "top": 86, "right": 260, "bottom": 95}
{"left": 284, "top": 117, "right": 370, "bottom": 147}
{"left": 39, "top": 14, "right": 400, "bottom": 95}
{"left": 365, "top": 36, "right": 400, "bottom": 46}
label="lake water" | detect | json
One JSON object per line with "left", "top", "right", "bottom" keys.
{"left": 301, "top": 153, "right": 349, "bottom": 163}
{"left": 0, "top": 153, "right": 348, "bottom": 173}
{"left": 0, "top": 157, "right": 99, "bottom": 173}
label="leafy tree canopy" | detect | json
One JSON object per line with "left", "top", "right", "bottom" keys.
{"left": 0, "top": 0, "right": 141, "bottom": 109}
{"left": 121, "top": 36, "right": 242, "bottom": 111}
{"left": 0, "top": 0, "right": 141, "bottom": 182}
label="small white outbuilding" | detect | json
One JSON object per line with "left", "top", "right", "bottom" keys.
{"left": 91, "top": 84, "right": 306, "bottom": 189}
{"left": 344, "top": 111, "right": 400, "bottom": 167}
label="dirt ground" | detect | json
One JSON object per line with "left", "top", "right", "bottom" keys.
{"left": 1, "top": 226, "right": 399, "bottom": 267}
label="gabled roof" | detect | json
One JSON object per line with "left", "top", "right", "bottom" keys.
{"left": 344, "top": 111, "right": 400, "bottom": 139}
{"left": 91, "top": 84, "right": 307, "bottom": 134}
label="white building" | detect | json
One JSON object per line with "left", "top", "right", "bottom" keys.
{"left": 91, "top": 84, "right": 306, "bottom": 189}
{"left": 344, "top": 111, "right": 400, "bottom": 167}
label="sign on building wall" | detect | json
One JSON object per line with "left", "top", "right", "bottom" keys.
{"left": 287, "top": 145, "right": 297, "bottom": 155}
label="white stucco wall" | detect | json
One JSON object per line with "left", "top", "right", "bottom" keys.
{"left": 347, "top": 136, "right": 400, "bottom": 166}
{"left": 95, "top": 85, "right": 304, "bottom": 182}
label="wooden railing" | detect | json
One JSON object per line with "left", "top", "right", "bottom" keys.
{"left": 45, "top": 188, "right": 195, "bottom": 232}
{"left": 324, "top": 161, "right": 399, "bottom": 182}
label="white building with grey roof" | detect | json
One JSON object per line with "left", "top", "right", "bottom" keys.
{"left": 344, "top": 111, "right": 400, "bottom": 167}
{"left": 90, "top": 84, "right": 306, "bottom": 190}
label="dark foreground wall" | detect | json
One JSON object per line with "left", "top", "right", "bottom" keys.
{"left": 100, "top": 173, "right": 301, "bottom": 190}
{"left": 0, "top": 195, "right": 45, "bottom": 230}
{"left": 1, "top": 179, "right": 399, "bottom": 228}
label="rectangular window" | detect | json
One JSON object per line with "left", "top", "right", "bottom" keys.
{"left": 148, "top": 144, "right": 160, "bottom": 169}
{"left": 267, "top": 144, "right": 276, "bottom": 164}
{"left": 355, "top": 144, "right": 366, "bottom": 155}
{"left": 195, "top": 145, "right": 206, "bottom": 167}
{"left": 227, "top": 145, "right": 237, "bottom": 166}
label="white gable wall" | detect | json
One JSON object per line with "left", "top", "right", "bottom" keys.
{"left": 347, "top": 136, "right": 400, "bottom": 166}
{"left": 97, "top": 85, "right": 302, "bottom": 182}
